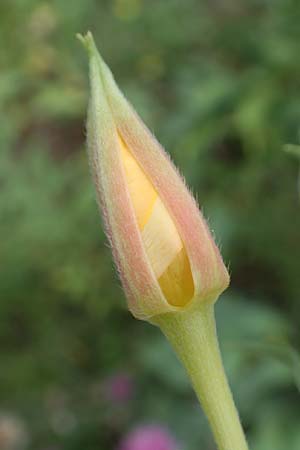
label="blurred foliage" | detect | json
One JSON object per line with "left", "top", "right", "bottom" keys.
{"left": 0, "top": 0, "right": 300, "bottom": 449}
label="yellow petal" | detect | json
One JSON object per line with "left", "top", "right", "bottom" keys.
{"left": 120, "top": 136, "right": 194, "bottom": 307}
{"left": 158, "top": 247, "right": 194, "bottom": 307}
{"left": 141, "top": 197, "right": 183, "bottom": 278}
{"left": 119, "top": 136, "right": 157, "bottom": 229}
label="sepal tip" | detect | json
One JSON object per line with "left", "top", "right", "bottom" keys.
{"left": 76, "top": 31, "right": 97, "bottom": 55}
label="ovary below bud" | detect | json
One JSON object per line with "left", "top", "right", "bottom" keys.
{"left": 120, "top": 137, "right": 194, "bottom": 307}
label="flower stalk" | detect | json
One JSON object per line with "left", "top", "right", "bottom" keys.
{"left": 154, "top": 302, "right": 248, "bottom": 450}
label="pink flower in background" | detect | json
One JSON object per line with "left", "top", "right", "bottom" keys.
{"left": 0, "top": 414, "right": 28, "bottom": 450}
{"left": 117, "top": 425, "right": 180, "bottom": 450}
{"left": 104, "top": 373, "right": 134, "bottom": 404}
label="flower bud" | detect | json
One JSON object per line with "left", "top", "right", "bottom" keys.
{"left": 79, "top": 32, "right": 229, "bottom": 320}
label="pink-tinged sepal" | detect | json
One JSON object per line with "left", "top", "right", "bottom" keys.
{"left": 79, "top": 32, "right": 229, "bottom": 321}
{"left": 80, "top": 33, "right": 174, "bottom": 320}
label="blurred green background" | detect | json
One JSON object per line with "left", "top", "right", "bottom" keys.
{"left": 1, "top": 1, "right": 300, "bottom": 449}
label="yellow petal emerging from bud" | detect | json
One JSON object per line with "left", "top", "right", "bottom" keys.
{"left": 120, "top": 136, "right": 194, "bottom": 307}
{"left": 79, "top": 32, "right": 229, "bottom": 320}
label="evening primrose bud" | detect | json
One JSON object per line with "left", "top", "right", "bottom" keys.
{"left": 79, "top": 32, "right": 229, "bottom": 321}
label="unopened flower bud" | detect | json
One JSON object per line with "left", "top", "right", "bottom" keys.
{"left": 79, "top": 32, "right": 229, "bottom": 320}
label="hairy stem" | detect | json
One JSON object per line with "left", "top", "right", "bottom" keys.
{"left": 153, "top": 302, "right": 248, "bottom": 450}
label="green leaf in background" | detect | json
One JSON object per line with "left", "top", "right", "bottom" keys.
{"left": 284, "top": 144, "right": 300, "bottom": 159}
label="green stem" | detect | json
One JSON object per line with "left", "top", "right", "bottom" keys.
{"left": 153, "top": 302, "right": 249, "bottom": 450}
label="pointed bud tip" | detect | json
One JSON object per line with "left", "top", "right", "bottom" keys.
{"left": 76, "top": 31, "right": 98, "bottom": 56}
{"left": 77, "top": 32, "right": 109, "bottom": 75}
